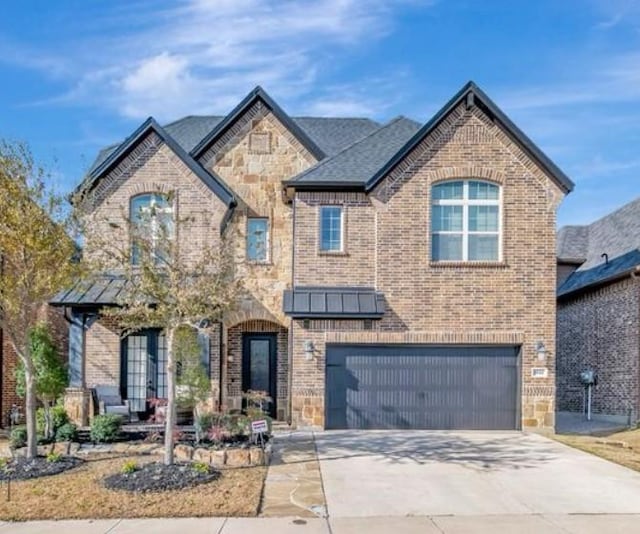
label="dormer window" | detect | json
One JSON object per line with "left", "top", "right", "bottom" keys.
{"left": 431, "top": 180, "right": 501, "bottom": 262}
{"left": 130, "top": 193, "right": 173, "bottom": 265}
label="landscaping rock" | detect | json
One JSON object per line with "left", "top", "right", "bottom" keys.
{"left": 226, "top": 448, "right": 250, "bottom": 467}
{"left": 174, "top": 444, "right": 194, "bottom": 461}
{"left": 0, "top": 456, "right": 84, "bottom": 481}
{"left": 103, "top": 461, "right": 219, "bottom": 493}
{"left": 54, "top": 441, "right": 71, "bottom": 455}
{"left": 193, "top": 447, "right": 211, "bottom": 463}
{"left": 250, "top": 447, "right": 266, "bottom": 466}
{"left": 210, "top": 449, "right": 226, "bottom": 467}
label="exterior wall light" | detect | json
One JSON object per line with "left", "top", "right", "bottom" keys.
{"left": 304, "top": 340, "right": 315, "bottom": 361}
{"left": 535, "top": 341, "right": 547, "bottom": 361}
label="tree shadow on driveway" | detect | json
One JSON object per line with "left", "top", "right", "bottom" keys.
{"left": 313, "top": 430, "right": 559, "bottom": 471}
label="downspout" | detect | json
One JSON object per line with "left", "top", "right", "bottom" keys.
{"left": 219, "top": 322, "right": 224, "bottom": 412}
{"left": 288, "top": 192, "right": 296, "bottom": 426}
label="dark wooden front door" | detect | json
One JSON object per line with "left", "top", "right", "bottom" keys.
{"left": 242, "top": 334, "right": 277, "bottom": 417}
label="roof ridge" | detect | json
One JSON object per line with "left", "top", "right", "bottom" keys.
{"left": 288, "top": 116, "right": 410, "bottom": 183}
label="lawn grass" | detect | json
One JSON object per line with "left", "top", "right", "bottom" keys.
{"left": 554, "top": 428, "right": 640, "bottom": 472}
{"left": 0, "top": 454, "right": 266, "bottom": 521}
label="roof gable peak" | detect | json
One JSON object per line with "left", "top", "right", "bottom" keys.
{"left": 191, "top": 85, "right": 325, "bottom": 161}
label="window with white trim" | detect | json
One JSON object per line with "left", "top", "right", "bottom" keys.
{"left": 247, "top": 217, "right": 269, "bottom": 262}
{"left": 130, "top": 193, "right": 174, "bottom": 265}
{"left": 319, "top": 205, "right": 343, "bottom": 252}
{"left": 431, "top": 180, "right": 501, "bottom": 262}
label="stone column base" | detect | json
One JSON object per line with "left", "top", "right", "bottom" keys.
{"left": 64, "top": 387, "right": 91, "bottom": 427}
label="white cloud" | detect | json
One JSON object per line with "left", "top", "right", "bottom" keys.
{"left": 8, "top": 0, "right": 431, "bottom": 121}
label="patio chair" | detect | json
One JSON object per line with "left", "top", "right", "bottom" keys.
{"left": 94, "top": 384, "right": 131, "bottom": 421}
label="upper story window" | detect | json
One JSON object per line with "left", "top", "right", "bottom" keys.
{"left": 431, "top": 180, "right": 501, "bottom": 262}
{"left": 130, "top": 193, "right": 173, "bottom": 265}
{"left": 247, "top": 217, "right": 269, "bottom": 262}
{"left": 319, "top": 205, "right": 343, "bottom": 252}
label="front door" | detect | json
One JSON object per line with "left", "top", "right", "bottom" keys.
{"left": 242, "top": 334, "right": 277, "bottom": 417}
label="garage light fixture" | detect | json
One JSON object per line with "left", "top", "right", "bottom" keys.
{"left": 304, "top": 340, "right": 315, "bottom": 361}
{"left": 535, "top": 341, "right": 547, "bottom": 361}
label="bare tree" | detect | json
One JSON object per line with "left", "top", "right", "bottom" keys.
{"left": 0, "top": 141, "right": 77, "bottom": 458}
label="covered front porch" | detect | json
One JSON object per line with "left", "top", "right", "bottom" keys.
{"left": 51, "top": 277, "right": 290, "bottom": 426}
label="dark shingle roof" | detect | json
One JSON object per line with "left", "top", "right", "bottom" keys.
{"left": 86, "top": 116, "right": 379, "bottom": 177}
{"left": 557, "top": 225, "right": 589, "bottom": 262}
{"left": 558, "top": 249, "right": 640, "bottom": 298}
{"left": 557, "top": 197, "right": 640, "bottom": 297}
{"left": 286, "top": 117, "right": 421, "bottom": 187}
{"left": 283, "top": 287, "right": 385, "bottom": 319}
{"left": 291, "top": 117, "right": 380, "bottom": 157}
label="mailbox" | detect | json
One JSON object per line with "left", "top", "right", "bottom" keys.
{"left": 580, "top": 369, "right": 597, "bottom": 386}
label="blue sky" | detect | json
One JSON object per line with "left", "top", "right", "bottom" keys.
{"left": 1, "top": 0, "right": 639, "bottom": 227}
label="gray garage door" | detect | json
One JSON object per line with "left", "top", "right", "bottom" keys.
{"left": 325, "top": 344, "right": 520, "bottom": 430}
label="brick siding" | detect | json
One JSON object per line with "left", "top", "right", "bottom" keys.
{"left": 291, "top": 102, "right": 564, "bottom": 430}
{"left": 557, "top": 277, "right": 640, "bottom": 421}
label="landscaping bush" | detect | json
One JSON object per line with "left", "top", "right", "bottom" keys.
{"left": 36, "top": 405, "right": 69, "bottom": 440}
{"left": 9, "top": 426, "right": 27, "bottom": 449}
{"left": 55, "top": 422, "right": 78, "bottom": 442}
{"left": 121, "top": 460, "right": 138, "bottom": 474}
{"left": 90, "top": 414, "right": 123, "bottom": 443}
{"left": 46, "top": 451, "right": 62, "bottom": 463}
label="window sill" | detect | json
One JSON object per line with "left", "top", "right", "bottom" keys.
{"left": 246, "top": 260, "right": 272, "bottom": 266}
{"left": 429, "top": 261, "right": 509, "bottom": 269}
{"left": 318, "top": 250, "right": 349, "bottom": 257}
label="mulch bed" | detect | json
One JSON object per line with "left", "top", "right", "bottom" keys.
{"left": 103, "top": 461, "right": 220, "bottom": 492}
{"left": 0, "top": 456, "right": 84, "bottom": 481}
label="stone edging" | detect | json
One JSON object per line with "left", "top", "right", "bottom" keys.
{"left": 12, "top": 441, "right": 272, "bottom": 468}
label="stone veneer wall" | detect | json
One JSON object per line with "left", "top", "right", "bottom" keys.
{"left": 291, "top": 102, "right": 564, "bottom": 431}
{"left": 557, "top": 277, "right": 640, "bottom": 422}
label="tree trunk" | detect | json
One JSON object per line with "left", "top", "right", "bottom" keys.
{"left": 193, "top": 404, "right": 200, "bottom": 445}
{"left": 164, "top": 327, "right": 176, "bottom": 466}
{"left": 24, "top": 364, "right": 38, "bottom": 459}
{"left": 43, "top": 400, "right": 52, "bottom": 441}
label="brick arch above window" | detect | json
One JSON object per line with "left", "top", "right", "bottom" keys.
{"left": 429, "top": 167, "right": 506, "bottom": 186}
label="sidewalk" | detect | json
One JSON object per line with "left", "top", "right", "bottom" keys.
{"left": 3, "top": 514, "right": 640, "bottom": 533}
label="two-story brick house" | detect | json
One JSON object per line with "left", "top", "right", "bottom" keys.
{"left": 52, "top": 81, "right": 573, "bottom": 431}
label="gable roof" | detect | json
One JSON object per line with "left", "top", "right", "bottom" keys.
{"left": 191, "top": 86, "right": 326, "bottom": 161}
{"left": 286, "top": 117, "right": 421, "bottom": 189}
{"left": 365, "top": 81, "right": 574, "bottom": 194}
{"left": 76, "top": 117, "right": 235, "bottom": 207}
{"left": 557, "top": 196, "right": 640, "bottom": 297}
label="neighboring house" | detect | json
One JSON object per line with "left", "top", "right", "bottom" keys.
{"left": 51, "top": 81, "right": 573, "bottom": 431}
{"left": 0, "top": 330, "right": 21, "bottom": 426}
{"left": 557, "top": 198, "right": 640, "bottom": 425}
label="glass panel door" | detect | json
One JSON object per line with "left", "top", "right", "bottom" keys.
{"left": 126, "top": 335, "right": 148, "bottom": 412}
{"left": 249, "top": 339, "right": 270, "bottom": 392}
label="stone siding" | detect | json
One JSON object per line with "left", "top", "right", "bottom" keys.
{"left": 292, "top": 102, "right": 564, "bottom": 430}
{"left": 557, "top": 277, "right": 640, "bottom": 421}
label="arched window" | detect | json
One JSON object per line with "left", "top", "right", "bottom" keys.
{"left": 130, "top": 193, "right": 173, "bottom": 265}
{"left": 431, "top": 180, "right": 501, "bottom": 262}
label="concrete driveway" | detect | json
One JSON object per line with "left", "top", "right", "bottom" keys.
{"left": 315, "top": 430, "right": 640, "bottom": 518}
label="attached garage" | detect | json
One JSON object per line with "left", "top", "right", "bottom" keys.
{"left": 325, "top": 344, "right": 520, "bottom": 430}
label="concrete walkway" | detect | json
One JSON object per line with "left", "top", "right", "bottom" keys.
{"left": 3, "top": 515, "right": 640, "bottom": 533}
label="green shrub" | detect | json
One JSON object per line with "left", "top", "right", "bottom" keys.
{"left": 46, "top": 451, "right": 62, "bottom": 463}
{"left": 121, "top": 460, "right": 138, "bottom": 474}
{"left": 191, "top": 461, "right": 210, "bottom": 474}
{"left": 0, "top": 457, "right": 8, "bottom": 470}
{"left": 90, "top": 414, "right": 122, "bottom": 443}
{"left": 55, "top": 422, "right": 78, "bottom": 442}
{"left": 36, "top": 405, "right": 70, "bottom": 439}
{"left": 9, "top": 426, "right": 27, "bottom": 449}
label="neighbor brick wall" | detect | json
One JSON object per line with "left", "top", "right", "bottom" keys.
{"left": 292, "top": 102, "right": 565, "bottom": 430}
{"left": 1, "top": 305, "right": 68, "bottom": 427}
{"left": 557, "top": 276, "right": 640, "bottom": 421}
